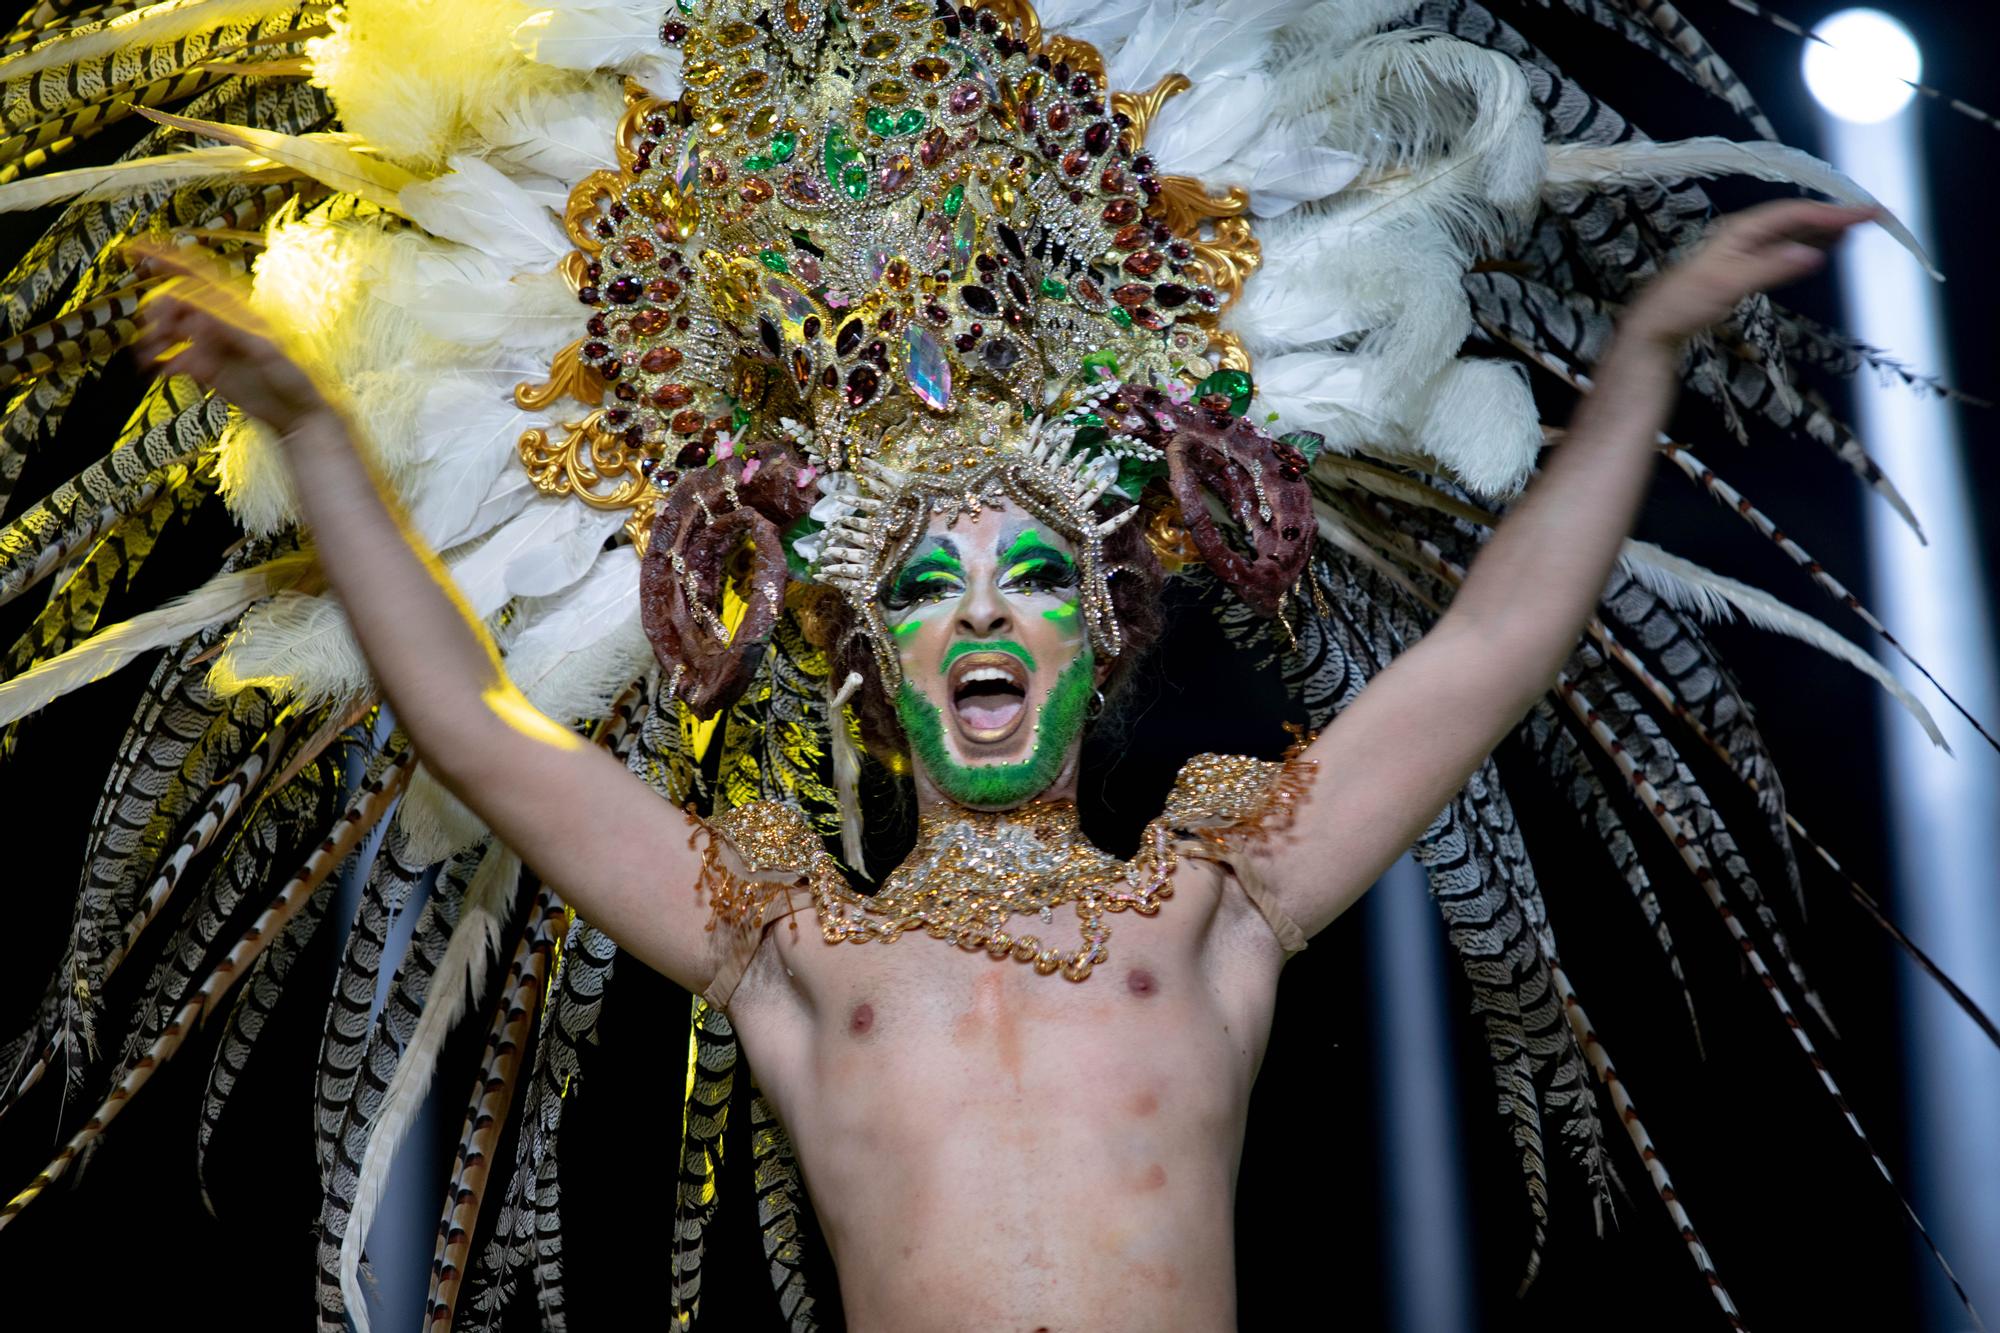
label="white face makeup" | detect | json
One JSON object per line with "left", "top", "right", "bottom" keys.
{"left": 881, "top": 500, "right": 1097, "bottom": 809}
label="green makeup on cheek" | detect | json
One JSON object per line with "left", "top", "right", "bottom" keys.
{"left": 891, "top": 618, "right": 923, "bottom": 640}
{"left": 1041, "top": 601, "right": 1079, "bottom": 625}
{"left": 896, "top": 649, "right": 1095, "bottom": 808}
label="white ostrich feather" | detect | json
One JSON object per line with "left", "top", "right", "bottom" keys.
{"left": 339, "top": 838, "right": 520, "bottom": 1333}
{"left": 395, "top": 765, "right": 491, "bottom": 863}
{"left": 514, "top": 0, "right": 683, "bottom": 90}
{"left": 446, "top": 499, "right": 626, "bottom": 616}
{"left": 476, "top": 81, "right": 628, "bottom": 183}
{"left": 401, "top": 376, "right": 540, "bottom": 548}
{"left": 1543, "top": 138, "right": 1939, "bottom": 279}
{"left": 207, "top": 589, "right": 373, "bottom": 708}
{"left": 307, "top": 0, "right": 587, "bottom": 171}
{"left": 0, "top": 0, "right": 289, "bottom": 84}
{"left": 398, "top": 155, "right": 570, "bottom": 267}
{"left": 0, "top": 146, "right": 284, "bottom": 213}
{"left": 504, "top": 551, "right": 652, "bottom": 722}
{"left": 0, "top": 553, "right": 313, "bottom": 725}
{"left": 1620, "top": 540, "right": 1947, "bottom": 749}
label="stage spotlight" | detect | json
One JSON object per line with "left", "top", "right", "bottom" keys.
{"left": 1804, "top": 9, "right": 1921, "bottom": 123}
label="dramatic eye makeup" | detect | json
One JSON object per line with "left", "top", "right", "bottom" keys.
{"left": 997, "top": 528, "right": 1078, "bottom": 596}
{"left": 885, "top": 540, "right": 964, "bottom": 611}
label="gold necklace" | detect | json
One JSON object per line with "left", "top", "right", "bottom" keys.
{"left": 693, "top": 752, "right": 1314, "bottom": 984}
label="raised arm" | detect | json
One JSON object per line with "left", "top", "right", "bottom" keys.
{"left": 1256, "top": 200, "right": 1878, "bottom": 938}
{"left": 132, "top": 243, "right": 722, "bottom": 992}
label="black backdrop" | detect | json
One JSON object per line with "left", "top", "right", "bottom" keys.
{"left": 1, "top": 4, "right": 1996, "bottom": 1330}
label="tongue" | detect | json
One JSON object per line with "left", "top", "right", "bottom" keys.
{"left": 957, "top": 695, "right": 1023, "bottom": 732}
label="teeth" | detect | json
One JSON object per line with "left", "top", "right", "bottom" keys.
{"left": 961, "top": 667, "right": 1016, "bottom": 685}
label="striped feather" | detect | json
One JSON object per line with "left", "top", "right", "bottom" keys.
{"left": 1553, "top": 962, "right": 1746, "bottom": 1328}
{"left": 1520, "top": 698, "right": 1701, "bottom": 1041}
{"left": 339, "top": 840, "right": 524, "bottom": 1333}
{"left": 0, "top": 455, "right": 211, "bottom": 688}
{"left": 0, "top": 385, "right": 226, "bottom": 604}
{"left": 0, "top": 747, "right": 408, "bottom": 1229}
{"left": 1550, "top": 664, "right": 1983, "bottom": 1323}
{"left": 425, "top": 887, "right": 560, "bottom": 1331}
{"left": 672, "top": 997, "right": 739, "bottom": 1325}
{"left": 751, "top": 1083, "right": 820, "bottom": 1331}
{"left": 316, "top": 849, "right": 476, "bottom": 1331}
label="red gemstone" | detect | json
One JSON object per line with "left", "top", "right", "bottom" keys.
{"left": 1062, "top": 149, "right": 1089, "bottom": 176}
{"left": 1123, "top": 251, "right": 1164, "bottom": 277}
{"left": 1101, "top": 197, "right": 1137, "bottom": 224}
{"left": 632, "top": 309, "right": 671, "bottom": 336}
{"left": 1111, "top": 283, "right": 1151, "bottom": 308}
{"left": 652, "top": 383, "right": 693, "bottom": 410}
{"left": 1113, "top": 224, "right": 1148, "bottom": 250}
{"left": 1048, "top": 103, "right": 1072, "bottom": 132}
{"left": 640, "top": 345, "right": 683, "bottom": 373}
{"left": 671, "top": 409, "right": 705, "bottom": 434}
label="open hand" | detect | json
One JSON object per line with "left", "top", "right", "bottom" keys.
{"left": 128, "top": 238, "right": 335, "bottom": 434}
{"left": 1624, "top": 199, "right": 1879, "bottom": 347}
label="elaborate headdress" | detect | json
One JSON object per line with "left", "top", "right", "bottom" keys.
{"left": 544, "top": 0, "right": 1312, "bottom": 705}
{"left": 0, "top": 1, "right": 1990, "bottom": 1329}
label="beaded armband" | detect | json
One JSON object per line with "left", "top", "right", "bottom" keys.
{"left": 685, "top": 801, "right": 844, "bottom": 936}
{"left": 1139, "top": 751, "right": 1318, "bottom": 861}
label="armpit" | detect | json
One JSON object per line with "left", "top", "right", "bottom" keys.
{"left": 686, "top": 800, "right": 839, "bottom": 1009}
{"left": 1145, "top": 751, "right": 1319, "bottom": 958}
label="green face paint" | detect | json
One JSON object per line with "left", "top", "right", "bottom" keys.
{"left": 1041, "top": 601, "right": 1079, "bottom": 625}
{"left": 897, "top": 648, "right": 1095, "bottom": 808}
{"left": 938, "top": 638, "right": 1038, "bottom": 674}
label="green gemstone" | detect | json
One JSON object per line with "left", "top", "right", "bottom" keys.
{"left": 942, "top": 182, "right": 964, "bottom": 218}
{"left": 865, "top": 106, "right": 928, "bottom": 138}
{"left": 769, "top": 130, "right": 798, "bottom": 163}
{"left": 758, "top": 249, "right": 789, "bottom": 274}
{"left": 1109, "top": 308, "right": 1133, "bottom": 329}
{"left": 743, "top": 153, "right": 774, "bottom": 172}
{"left": 840, "top": 161, "right": 870, "bottom": 200}
{"left": 823, "top": 126, "right": 858, "bottom": 185}
{"left": 1196, "top": 368, "right": 1254, "bottom": 415}
{"left": 733, "top": 404, "right": 753, "bottom": 432}
{"left": 1038, "top": 276, "right": 1068, "bottom": 300}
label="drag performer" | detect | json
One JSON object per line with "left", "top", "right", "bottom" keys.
{"left": 0, "top": 1, "right": 1986, "bottom": 1329}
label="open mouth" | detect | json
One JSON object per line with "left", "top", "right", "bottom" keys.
{"left": 946, "top": 650, "right": 1030, "bottom": 745}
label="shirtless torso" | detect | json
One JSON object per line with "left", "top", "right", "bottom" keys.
{"left": 727, "top": 849, "right": 1290, "bottom": 1333}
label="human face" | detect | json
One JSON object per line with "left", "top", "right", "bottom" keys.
{"left": 882, "top": 500, "right": 1095, "bottom": 809}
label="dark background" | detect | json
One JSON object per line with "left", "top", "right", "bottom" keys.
{"left": 1, "top": 3, "right": 1996, "bottom": 1330}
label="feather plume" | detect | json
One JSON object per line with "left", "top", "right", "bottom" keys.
{"left": 503, "top": 552, "right": 652, "bottom": 723}
{"left": 1543, "top": 137, "right": 1938, "bottom": 279}
{"left": 0, "top": 0, "right": 291, "bottom": 85}
{"left": 0, "top": 145, "right": 285, "bottom": 213}
{"left": 1620, "top": 540, "right": 1947, "bottom": 749}
{"left": 134, "top": 107, "right": 420, "bottom": 214}
{"left": 0, "top": 552, "right": 311, "bottom": 725}
{"left": 305, "top": 0, "right": 592, "bottom": 172}
{"left": 339, "top": 837, "right": 520, "bottom": 1333}
{"left": 828, "top": 671, "right": 867, "bottom": 876}
{"left": 207, "top": 588, "right": 372, "bottom": 708}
